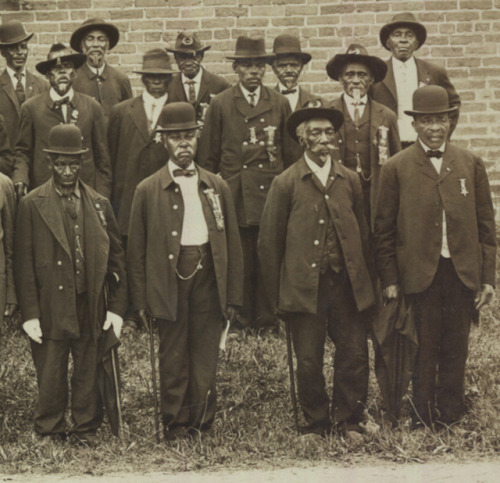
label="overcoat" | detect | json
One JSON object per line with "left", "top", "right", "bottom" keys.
{"left": 14, "top": 180, "right": 127, "bottom": 340}
{"left": 198, "top": 85, "right": 292, "bottom": 226}
{"left": 258, "top": 156, "right": 375, "bottom": 315}
{"left": 127, "top": 165, "right": 243, "bottom": 320}
{"left": 107, "top": 95, "right": 167, "bottom": 237}
{"left": 374, "top": 142, "right": 496, "bottom": 295}
{"left": 12, "top": 91, "right": 112, "bottom": 197}
{"left": 371, "top": 58, "right": 461, "bottom": 133}
{"left": 329, "top": 95, "right": 401, "bottom": 228}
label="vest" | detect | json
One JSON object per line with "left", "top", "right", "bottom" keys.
{"left": 343, "top": 101, "right": 371, "bottom": 178}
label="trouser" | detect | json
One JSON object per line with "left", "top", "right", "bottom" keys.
{"left": 30, "top": 295, "right": 102, "bottom": 435}
{"left": 287, "top": 269, "right": 369, "bottom": 434}
{"left": 157, "top": 244, "right": 222, "bottom": 431}
{"left": 411, "top": 257, "right": 474, "bottom": 425}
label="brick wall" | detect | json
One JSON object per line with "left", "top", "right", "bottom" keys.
{"left": 2, "top": 0, "right": 500, "bottom": 209}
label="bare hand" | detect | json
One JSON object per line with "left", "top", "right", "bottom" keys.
{"left": 382, "top": 284, "right": 400, "bottom": 303}
{"left": 23, "top": 318, "right": 43, "bottom": 344}
{"left": 475, "top": 284, "right": 495, "bottom": 310}
{"left": 4, "top": 303, "right": 17, "bottom": 318}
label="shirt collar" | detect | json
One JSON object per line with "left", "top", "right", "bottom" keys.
{"left": 53, "top": 178, "right": 81, "bottom": 198}
{"left": 392, "top": 55, "right": 416, "bottom": 70}
{"left": 142, "top": 90, "right": 168, "bottom": 106}
{"left": 167, "top": 160, "right": 197, "bottom": 178}
{"left": 239, "top": 84, "right": 261, "bottom": 103}
{"left": 419, "top": 138, "right": 446, "bottom": 154}
{"left": 6, "top": 65, "right": 26, "bottom": 82}
{"left": 278, "top": 82, "right": 298, "bottom": 93}
{"left": 182, "top": 67, "right": 203, "bottom": 85}
{"left": 50, "top": 88, "right": 75, "bottom": 102}
{"left": 88, "top": 62, "right": 106, "bottom": 76}
{"left": 304, "top": 151, "right": 332, "bottom": 173}
{"left": 343, "top": 93, "right": 368, "bottom": 106}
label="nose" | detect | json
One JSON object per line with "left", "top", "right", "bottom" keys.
{"left": 63, "top": 165, "right": 72, "bottom": 175}
{"left": 319, "top": 131, "right": 330, "bottom": 143}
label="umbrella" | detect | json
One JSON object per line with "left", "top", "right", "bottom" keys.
{"left": 372, "top": 296, "right": 418, "bottom": 420}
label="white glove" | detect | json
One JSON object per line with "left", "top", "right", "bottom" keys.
{"left": 23, "top": 318, "right": 43, "bottom": 344}
{"left": 103, "top": 311, "right": 123, "bottom": 338}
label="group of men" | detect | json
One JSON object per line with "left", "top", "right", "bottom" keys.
{"left": 0, "top": 11, "right": 495, "bottom": 445}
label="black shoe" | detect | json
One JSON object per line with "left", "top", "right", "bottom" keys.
{"left": 163, "top": 425, "right": 187, "bottom": 442}
{"left": 71, "top": 430, "right": 98, "bottom": 447}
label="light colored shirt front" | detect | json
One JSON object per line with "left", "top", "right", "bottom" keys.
{"left": 142, "top": 90, "right": 168, "bottom": 131}
{"left": 240, "top": 84, "right": 261, "bottom": 107}
{"left": 304, "top": 152, "right": 332, "bottom": 187}
{"left": 167, "top": 160, "right": 209, "bottom": 246}
{"left": 343, "top": 93, "right": 368, "bottom": 123}
{"left": 392, "top": 56, "right": 418, "bottom": 142}
{"left": 89, "top": 63, "right": 105, "bottom": 76}
{"left": 50, "top": 87, "right": 75, "bottom": 122}
{"left": 182, "top": 68, "right": 203, "bottom": 101}
{"left": 6, "top": 65, "right": 26, "bottom": 89}
{"left": 279, "top": 82, "right": 299, "bottom": 111}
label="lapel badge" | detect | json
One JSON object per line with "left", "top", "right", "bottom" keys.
{"left": 249, "top": 126, "right": 258, "bottom": 144}
{"left": 459, "top": 178, "right": 468, "bottom": 197}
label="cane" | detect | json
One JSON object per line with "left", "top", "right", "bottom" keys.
{"left": 284, "top": 318, "right": 300, "bottom": 434}
{"left": 110, "top": 347, "right": 124, "bottom": 441}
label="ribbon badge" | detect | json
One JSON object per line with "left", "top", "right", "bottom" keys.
{"left": 377, "top": 125, "right": 389, "bottom": 165}
{"left": 203, "top": 188, "right": 225, "bottom": 231}
{"left": 264, "top": 125, "right": 277, "bottom": 165}
{"left": 459, "top": 178, "right": 468, "bottom": 197}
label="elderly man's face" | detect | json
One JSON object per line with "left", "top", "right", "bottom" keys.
{"left": 1, "top": 41, "right": 29, "bottom": 72}
{"left": 162, "top": 129, "right": 198, "bottom": 168}
{"left": 174, "top": 52, "right": 203, "bottom": 79}
{"left": 49, "top": 153, "right": 82, "bottom": 191}
{"left": 233, "top": 59, "right": 266, "bottom": 92}
{"left": 299, "top": 119, "right": 336, "bottom": 166}
{"left": 142, "top": 74, "right": 172, "bottom": 99}
{"left": 339, "top": 62, "right": 374, "bottom": 99}
{"left": 386, "top": 27, "right": 418, "bottom": 62}
{"left": 412, "top": 113, "right": 451, "bottom": 149}
{"left": 81, "top": 29, "right": 109, "bottom": 68}
{"left": 47, "top": 61, "right": 76, "bottom": 96}
{"left": 272, "top": 54, "right": 304, "bottom": 89}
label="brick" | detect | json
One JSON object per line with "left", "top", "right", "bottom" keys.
{"left": 35, "top": 11, "right": 68, "bottom": 21}
{"left": 460, "top": 0, "right": 492, "bottom": 7}
{"left": 307, "top": 16, "right": 340, "bottom": 26}
{"left": 236, "top": 18, "right": 269, "bottom": 28}
{"left": 145, "top": 8, "right": 180, "bottom": 18}
{"left": 27, "top": 1, "right": 58, "bottom": 10}
{"left": 271, "top": 17, "right": 306, "bottom": 27}
{"left": 92, "top": 0, "right": 133, "bottom": 7}
{"left": 430, "top": 46, "right": 464, "bottom": 57}
{"left": 252, "top": 6, "right": 285, "bottom": 17}
{"left": 110, "top": 10, "right": 143, "bottom": 20}
{"left": 215, "top": 7, "right": 248, "bottom": 17}
{"left": 164, "top": 19, "right": 199, "bottom": 30}
{"left": 135, "top": 0, "right": 167, "bottom": 5}
{"left": 321, "top": 4, "right": 356, "bottom": 15}
{"left": 167, "top": 0, "right": 202, "bottom": 6}
{"left": 285, "top": 6, "right": 318, "bottom": 16}
{"left": 202, "top": 18, "right": 235, "bottom": 29}
{"left": 58, "top": 0, "right": 91, "bottom": 7}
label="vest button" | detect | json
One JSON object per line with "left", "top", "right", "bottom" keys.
{"left": 319, "top": 219, "right": 325, "bottom": 224}
{"left": 314, "top": 240, "right": 319, "bottom": 246}
{"left": 57, "top": 260, "right": 62, "bottom": 266}
{"left": 173, "top": 204, "right": 178, "bottom": 210}
{"left": 168, "top": 254, "right": 174, "bottom": 260}
{"left": 58, "top": 285, "right": 63, "bottom": 291}
{"left": 172, "top": 231, "right": 178, "bottom": 236}
{"left": 311, "top": 263, "right": 317, "bottom": 268}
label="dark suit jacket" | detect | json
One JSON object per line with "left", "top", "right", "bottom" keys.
{"left": 258, "top": 156, "right": 375, "bottom": 315}
{"left": 13, "top": 90, "right": 112, "bottom": 198}
{"left": 374, "top": 142, "right": 496, "bottom": 295}
{"left": 73, "top": 63, "right": 133, "bottom": 120}
{"left": 14, "top": 180, "right": 127, "bottom": 340}
{"left": 0, "top": 115, "right": 12, "bottom": 176}
{"left": 108, "top": 95, "right": 168, "bottom": 236}
{"left": 371, "top": 57, "right": 461, "bottom": 134}
{"left": 198, "top": 85, "right": 292, "bottom": 226}
{"left": 167, "top": 67, "right": 230, "bottom": 122}
{"left": 127, "top": 165, "right": 243, "bottom": 320}
{"left": 329, "top": 95, "right": 401, "bottom": 229}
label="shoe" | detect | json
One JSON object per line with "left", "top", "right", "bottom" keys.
{"left": 163, "top": 425, "right": 187, "bottom": 442}
{"left": 71, "top": 430, "right": 98, "bottom": 447}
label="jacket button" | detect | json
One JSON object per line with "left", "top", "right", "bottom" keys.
{"left": 173, "top": 204, "right": 178, "bottom": 210}
{"left": 57, "top": 260, "right": 62, "bottom": 266}
{"left": 58, "top": 285, "right": 63, "bottom": 291}
{"left": 243, "top": 165, "right": 248, "bottom": 169}
{"left": 311, "top": 263, "right": 317, "bottom": 268}
{"left": 174, "top": 188, "right": 179, "bottom": 193}
{"left": 435, "top": 222, "right": 439, "bottom": 227}
{"left": 259, "top": 185, "right": 265, "bottom": 190}
{"left": 260, "top": 118, "right": 265, "bottom": 122}
{"left": 258, "top": 164, "right": 263, "bottom": 168}
{"left": 172, "top": 231, "right": 178, "bottom": 236}
{"left": 314, "top": 240, "right": 319, "bottom": 246}
{"left": 319, "top": 219, "right": 325, "bottom": 224}
{"left": 243, "top": 141, "right": 248, "bottom": 146}
{"left": 259, "top": 141, "right": 265, "bottom": 146}
{"left": 168, "top": 254, "right": 174, "bottom": 260}
{"left": 325, "top": 194, "right": 329, "bottom": 200}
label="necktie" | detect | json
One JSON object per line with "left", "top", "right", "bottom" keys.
{"left": 353, "top": 102, "right": 362, "bottom": 125}
{"left": 64, "top": 194, "right": 78, "bottom": 220}
{"left": 185, "top": 80, "right": 196, "bottom": 103}
{"left": 427, "top": 150, "right": 443, "bottom": 158}
{"left": 14, "top": 72, "right": 25, "bottom": 104}
{"left": 53, "top": 96, "right": 70, "bottom": 110}
{"left": 248, "top": 92, "right": 256, "bottom": 108}
{"left": 282, "top": 88, "right": 297, "bottom": 95}
{"left": 173, "top": 168, "right": 196, "bottom": 177}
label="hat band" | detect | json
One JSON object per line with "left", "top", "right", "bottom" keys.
{"left": 46, "top": 145, "right": 86, "bottom": 153}
{"left": 158, "top": 121, "right": 200, "bottom": 131}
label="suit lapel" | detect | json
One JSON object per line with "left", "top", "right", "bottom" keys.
{"left": 169, "top": 75, "right": 188, "bottom": 102}
{"left": 0, "top": 70, "right": 20, "bottom": 115}
{"left": 197, "top": 69, "right": 210, "bottom": 104}
{"left": 383, "top": 59, "right": 397, "bottom": 104}
{"left": 438, "top": 147, "right": 454, "bottom": 182}
{"left": 128, "top": 96, "right": 151, "bottom": 142}
{"left": 248, "top": 86, "right": 273, "bottom": 119}
{"left": 25, "top": 70, "right": 37, "bottom": 100}
{"left": 416, "top": 58, "right": 432, "bottom": 86}
{"left": 414, "top": 143, "right": 439, "bottom": 181}
{"left": 234, "top": 85, "right": 253, "bottom": 118}
{"left": 369, "top": 99, "right": 384, "bottom": 146}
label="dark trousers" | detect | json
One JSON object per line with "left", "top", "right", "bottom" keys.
{"left": 157, "top": 245, "right": 222, "bottom": 431}
{"left": 30, "top": 295, "right": 101, "bottom": 435}
{"left": 412, "top": 257, "right": 474, "bottom": 425}
{"left": 288, "top": 269, "right": 369, "bottom": 434}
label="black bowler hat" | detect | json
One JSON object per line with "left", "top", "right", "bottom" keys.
{"left": 404, "top": 85, "right": 458, "bottom": 116}
{"left": 0, "top": 20, "right": 33, "bottom": 46}
{"left": 286, "top": 105, "right": 344, "bottom": 142}
{"left": 43, "top": 124, "right": 89, "bottom": 155}
{"left": 226, "top": 36, "right": 275, "bottom": 62}
{"left": 166, "top": 31, "right": 211, "bottom": 55}
{"left": 271, "top": 34, "right": 311, "bottom": 64}
{"left": 326, "top": 44, "right": 387, "bottom": 83}
{"left": 380, "top": 12, "right": 427, "bottom": 50}
{"left": 133, "top": 49, "right": 176, "bottom": 75}
{"left": 155, "top": 102, "right": 203, "bottom": 132}
{"left": 70, "top": 18, "right": 120, "bottom": 52}
{"left": 36, "top": 43, "right": 86, "bottom": 75}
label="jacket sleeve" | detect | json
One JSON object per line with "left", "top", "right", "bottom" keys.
{"left": 387, "top": 111, "right": 402, "bottom": 157}
{"left": 280, "top": 98, "right": 294, "bottom": 169}
{"left": 121, "top": 76, "right": 133, "bottom": 101}
{"left": 107, "top": 104, "right": 121, "bottom": 174}
{"left": 1, "top": 176, "right": 16, "bottom": 305}
{"left": 12, "top": 104, "right": 34, "bottom": 187}
{"left": 0, "top": 116, "right": 12, "bottom": 177}
{"left": 197, "top": 98, "right": 222, "bottom": 174}
{"left": 91, "top": 101, "right": 112, "bottom": 198}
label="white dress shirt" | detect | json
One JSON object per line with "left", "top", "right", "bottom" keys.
{"left": 343, "top": 93, "right": 368, "bottom": 122}
{"left": 6, "top": 65, "right": 26, "bottom": 89}
{"left": 49, "top": 88, "right": 75, "bottom": 122}
{"left": 278, "top": 82, "right": 299, "bottom": 111}
{"left": 392, "top": 56, "right": 418, "bottom": 142}
{"left": 240, "top": 84, "right": 261, "bottom": 107}
{"left": 304, "top": 152, "right": 332, "bottom": 187}
{"left": 182, "top": 68, "right": 203, "bottom": 101}
{"left": 142, "top": 90, "right": 168, "bottom": 131}
{"left": 168, "top": 160, "right": 209, "bottom": 246}
{"left": 89, "top": 63, "right": 105, "bottom": 76}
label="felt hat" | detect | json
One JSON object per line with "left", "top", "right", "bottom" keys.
{"left": 286, "top": 105, "right": 344, "bottom": 142}
{"left": 70, "top": 18, "right": 120, "bottom": 52}
{"left": 155, "top": 102, "right": 203, "bottom": 132}
{"left": 226, "top": 36, "right": 275, "bottom": 62}
{"left": 166, "top": 31, "right": 211, "bottom": 55}
{"left": 133, "top": 49, "right": 176, "bottom": 75}
{"left": 36, "top": 43, "right": 86, "bottom": 75}
{"left": 379, "top": 12, "right": 427, "bottom": 50}
{"left": 0, "top": 20, "right": 33, "bottom": 46}
{"left": 404, "top": 85, "right": 458, "bottom": 116}
{"left": 271, "top": 33, "right": 311, "bottom": 64}
{"left": 43, "top": 124, "right": 89, "bottom": 155}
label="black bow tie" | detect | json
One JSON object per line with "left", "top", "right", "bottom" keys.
{"left": 173, "top": 168, "right": 196, "bottom": 178}
{"left": 91, "top": 74, "right": 104, "bottom": 82}
{"left": 426, "top": 150, "right": 443, "bottom": 159}
{"left": 52, "top": 96, "right": 70, "bottom": 110}
{"left": 282, "top": 88, "right": 297, "bottom": 95}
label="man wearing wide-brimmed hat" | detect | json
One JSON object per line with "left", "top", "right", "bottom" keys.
{"left": 167, "top": 31, "right": 230, "bottom": 123}
{"left": 128, "top": 102, "right": 243, "bottom": 441}
{"left": 198, "top": 36, "right": 292, "bottom": 332}
{"left": 15, "top": 123, "right": 127, "bottom": 445}
{"left": 327, "top": 44, "right": 401, "bottom": 229}
{"left": 371, "top": 12, "right": 461, "bottom": 147}
{"left": 258, "top": 105, "right": 375, "bottom": 438}
{"left": 0, "top": 20, "right": 47, "bottom": 157}
{"left": 374, "top": 85, "right": 496, "bottom": 429}
{"left": 70, "top": 18, "right": 132, "bottom": 120}
{"left": 12, "top": 43, "right": 112, "bottom": 200}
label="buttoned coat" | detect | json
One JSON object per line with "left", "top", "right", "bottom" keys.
{"left": 329, "top": 95, "right": 401, "bottom": 228}
{"left": 374, "top": 142, "right": 496, "bottom": 295}
{"left": 73, "top": 63, "right": 133, "bottom": 120}
{"left": 198, "top": 85, "right": 292, "bottom": 226}
{"left": 371, "top": 58, "right": 461, "bottom": 133}
{"left": 167, "top": 68, "right": 230, "bottom": 122}
{"left": 108, "top": 95, "right": 167, "bottom": 237}
{"left": 258, "top": 156, "right": 375, "bottom": 315}
{"left": 127, "top": 165, "right": 243, "bottom": 321}
{"left": 14, "top": 180, "right": 127, "bottom": 340}
{"left": 13, "top": 90, "right": 112, "bottom": 198}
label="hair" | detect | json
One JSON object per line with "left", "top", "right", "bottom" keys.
{"left": 295, "top": 121, "right": 308, "bottom": 142}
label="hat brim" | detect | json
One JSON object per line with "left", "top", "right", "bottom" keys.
{"left": 268, "top": 52, "right": 312, "bottom": 65}
{"left": 155, "top": 121, "right": 204, "bottom": 132}
{"left": 0, "top": 31, "right": 34, "bottom": 46}
{"left": 286, "top": 107, "right": 344, "bottom": 142}
{"left": 380, "top": 21, "right": 427, "bottom": 50}
{"left": 404, "top": 106, "right": 458, "bottom": 116}
{"left": 36, "top": 53, "right": 87, "bottom": 75}
{"left": 43, "top": 147, "right": 89, "bottom": 155}
{"left": 326, "top": 54, "right": 388, "bottom": 83}
{"left": 133, "top": 68, "right": 176, "bottom": 75}
{"left": 166, "top": 45, "right": 211, "bottom": 55}
{"left": 70, "top": 23, "right": 120, "bottom": 52}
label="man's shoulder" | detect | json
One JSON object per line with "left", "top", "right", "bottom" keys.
{"left": 370, "top": 98, "right": 398, "bottom": 120}
{"left": 110, "top": 95, "right": 139, "bottom": 114}
{"left": 136, "top": 166, "right": 167, "bottom": 191}
{"left": 203, "top": 69, "right": 230, "bottom": 89}
{"left": 105, "top": 64, "right": 130, "bottom": 82}
{"left": 73, "top": 90, "right": 104, "bottom": 110}
{"left": 22, "top": 91, "right": 50, "bottom": 110}
{"left": 264, "top": 85, "right": 289, "bottom": 104}
{"left": 211, "top": 85, "right": 237, "bottom": 103}
{"left": 415, "top": 57, "right": 447, "bottom": 75}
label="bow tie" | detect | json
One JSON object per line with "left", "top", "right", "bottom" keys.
{"left": 91, "top": 74, "right": 104, "bottom": 82}
{"left": 426, "top": 150, "right": 444, "bottom": 159}
{"left": 52, "top": 97, "right": 70, "bottom": 110}
{"left": 173, "top": 168, "right": 196, "bottom": 178}
{"left": 282, "top": 88, "right": 297, "bottom": 95}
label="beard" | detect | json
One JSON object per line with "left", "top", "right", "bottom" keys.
{"left": 86, "top": 50, "right": 105, "bottom": 68}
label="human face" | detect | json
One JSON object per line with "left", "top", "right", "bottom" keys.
{"left": 272, "top": 55, "right": 303, "bottom": 89}
{"left": 174, "top": 52, "right": 203, "bottom": 79}
{"left": 49, "top": 154, "right": 82, "bottom": 191}
{"left": 142, "top": 74, "right": 171, "bottom": 98}
{"left": 46, "top": 61, "right": 76, "bottom": 96}
{"left": 300, "top": 119, "right": 336, "bottom": 166}
{"left": 162, "top": 129, "right": 198, "bottom": 168}
{"left": 386, "top": 27, "right": 419, "bottom": 62}
{"left": 233, "top": 59, "right": 266, "bottom": 92}
{"left": 412, "top": 113, "right": 451, "bottom": 149}
{"left": 1, "top": 41, "right": 28, "bottom": 72}
{"left": 339, "top": 62, "right": 374, "bottom": 99}
{"left": 81, "top": 29, "right": 109, "bottom": 68}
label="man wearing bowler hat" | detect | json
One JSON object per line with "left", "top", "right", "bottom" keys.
{"left": 198, "top": 36, "right": 291, "bottom": 332}
{"left": 371, "top": 12, "right": 461, "bottom": 147}
{"left": 167, "top": 31, "right": 230, "bottom": 123}
{"left": 327, "top": 44, "right": 401, "bottom": 229}
{"left": 374, "top": 85, "right": 496, "bottom": 429}
{"left": 13, "top": 43, "right": 112, "bottom": 199}
{"left": 258, "top": 106, "right": 375, "bottom": 437}
{"left": 15, "top": 123, "right": 127, "bottom": 444}
{"left": 70, "top": 18, "right": 132, "bottom": 120}
{"left": 128, "top": 102, "right": 243, "bottom": 441}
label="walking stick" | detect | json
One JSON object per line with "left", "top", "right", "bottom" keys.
{"left": 284, "top": 318, "right": 300, "bottom": 434}
{"left": 110, "top": 347, "right": 124, "bottom": 441}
